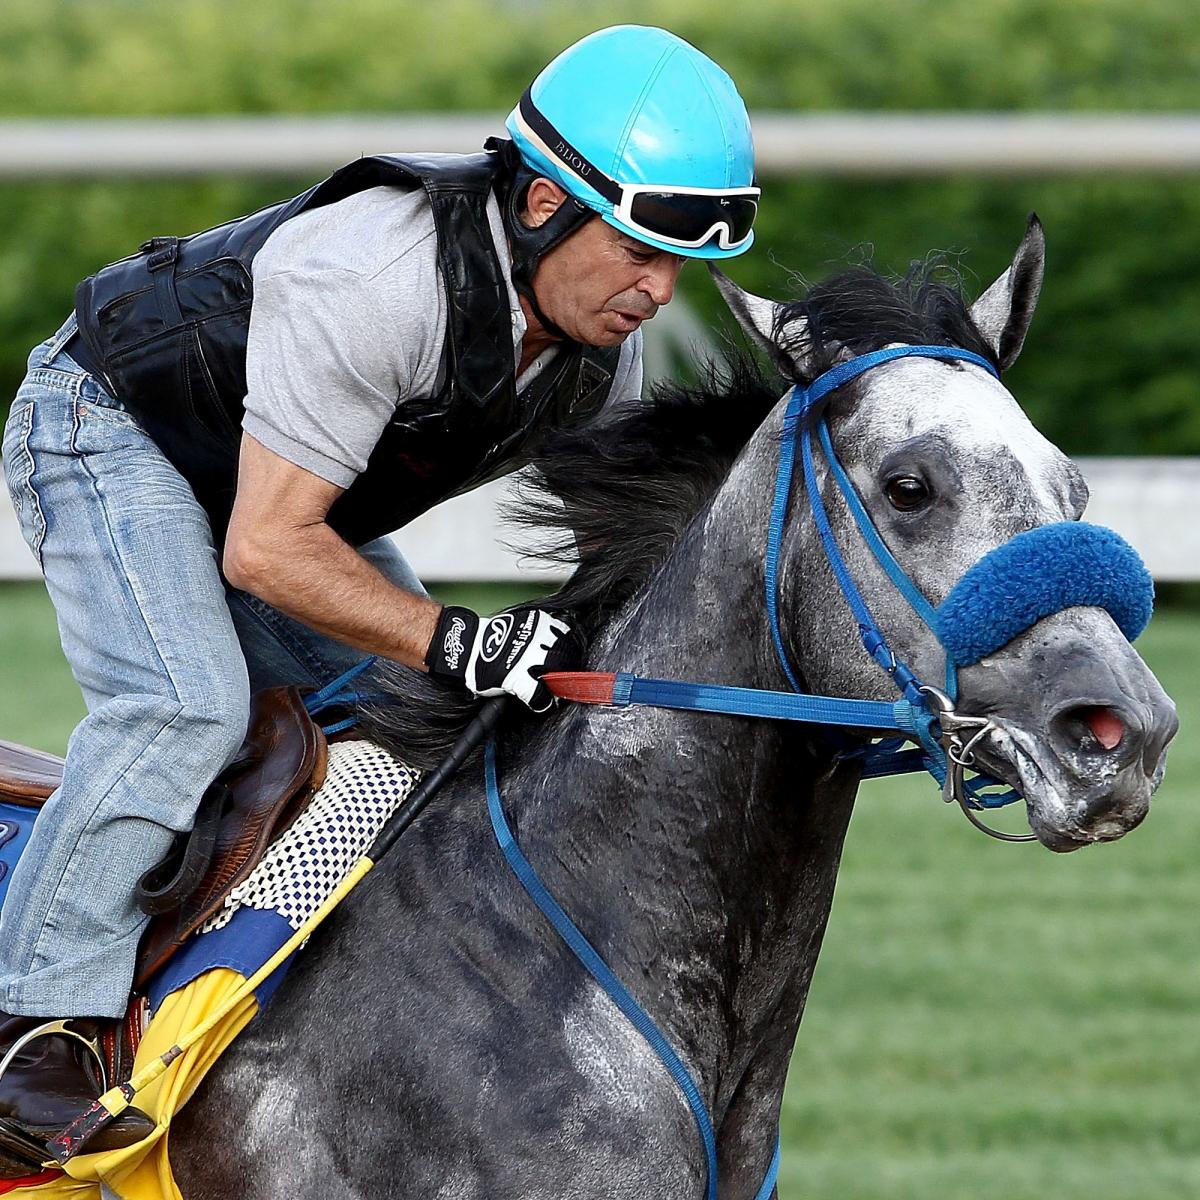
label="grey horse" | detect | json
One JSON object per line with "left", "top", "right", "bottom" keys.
{"left": 172, "top": 220, "right": 1177, "bottom": 1199}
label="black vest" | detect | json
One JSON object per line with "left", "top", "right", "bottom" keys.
{"left": 73, "top": 152, "right": 619, "bottom": 546}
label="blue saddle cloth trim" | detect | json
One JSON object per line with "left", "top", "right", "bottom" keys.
{"left": 935, "top": 520, "right": 1154, "bottom": 666}
{"left": 0, "top": 802, "right": 38, "bottom": 910}
{"left": 145, "top": 906, "right": 299, "bottom": 1014}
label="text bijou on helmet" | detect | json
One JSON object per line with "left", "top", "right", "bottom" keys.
{"left": 506, "top": 25, "right": 759, "bottom": 261}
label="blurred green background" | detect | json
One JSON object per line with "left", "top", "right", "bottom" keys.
{"left": 1, "top": 0, "right": 1199, "bottom": 453}
{"left": 1, "top": 1, "right": 1197, "bottom": 1196}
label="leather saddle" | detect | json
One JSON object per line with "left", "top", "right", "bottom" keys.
{"left": 0, "top": 686, "right": 328, "bottom": 989}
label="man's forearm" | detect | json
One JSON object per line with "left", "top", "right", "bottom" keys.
{"left": 228, "top": 521, "right": 441, "bottom": 670}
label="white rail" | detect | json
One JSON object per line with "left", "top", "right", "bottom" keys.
{"left": 2, "top": 459, "right": 1197, "bottom": 584}
{"left": 3, "top": 113, "right": 1200, "bottom": 176}
{"left": 2, "top": 112, "right": 1196, "bottom": 582}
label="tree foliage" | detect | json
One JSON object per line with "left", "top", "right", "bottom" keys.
{"left": 1, "top": 0, "right": 1197, "bottom": 454}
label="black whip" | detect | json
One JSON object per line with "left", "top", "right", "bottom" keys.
{"left": 367, "top": 696, "right": 511, "bottom": 861}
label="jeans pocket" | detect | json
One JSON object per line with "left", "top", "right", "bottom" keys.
{"left": 70, "top": 380, "right": 148, "bottom": 459}
{"left": 2, "top": 399, "right": 48, "bottom": 569}
{"left": 73, "top": 373, "right": 139, "bottom": 432}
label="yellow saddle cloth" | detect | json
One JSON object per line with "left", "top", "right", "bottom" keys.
{"left": 12, "top": 740, "right": 417, "bottom": 1199}
{"left": 20, "top": 967, "right": 256, "bottom": 1200}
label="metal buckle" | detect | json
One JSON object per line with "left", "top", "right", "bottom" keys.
{"left": 919, "top": 686, "right": 1037, "bottom": 844}
{"left": 0, "top": 1019, "right": 108, "bottom": 1094}
{"left": 139, "top": 235, "right": 179, "bottom": 272}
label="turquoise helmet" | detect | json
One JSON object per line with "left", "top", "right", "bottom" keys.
{"left": 505, "top": 25, "right": 758, "bottom": 260}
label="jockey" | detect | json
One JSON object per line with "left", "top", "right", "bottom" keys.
{"left": 0, "top": 24, "right": 757, "bottom": 1171}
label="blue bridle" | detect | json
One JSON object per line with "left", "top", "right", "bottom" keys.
{"left": 764, "top": 343, "right": 1152, "bottom": 810}
{"left": 767, "top": 344, "right": 1006, "bottom": 803}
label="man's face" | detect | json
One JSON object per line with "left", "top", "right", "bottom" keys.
{"left": 527, "top": 197, "right": 686, "bottom": 347}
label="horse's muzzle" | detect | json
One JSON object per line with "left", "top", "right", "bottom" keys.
{"left": 958, "top": 607, "right": 1178, "bottom": 851}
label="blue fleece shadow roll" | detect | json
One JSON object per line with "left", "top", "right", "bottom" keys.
{"left": 934, "top": 521, "right": 1154, "bottom": 667}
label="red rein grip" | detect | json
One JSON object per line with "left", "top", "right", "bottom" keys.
{"left": 542, "top": 672, "right": 617, "bottom": 705}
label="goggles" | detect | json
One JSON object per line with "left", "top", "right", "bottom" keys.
{"left": 515, "top": 89, "right": 760, "bottom": 252}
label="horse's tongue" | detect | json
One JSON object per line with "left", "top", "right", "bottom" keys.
{"left": 1085, "top": 707, "right": 1125, "bottom": 751}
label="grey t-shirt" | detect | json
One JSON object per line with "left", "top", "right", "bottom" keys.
{"left": 243, "top": 184, "right": 643, "bottom": 490}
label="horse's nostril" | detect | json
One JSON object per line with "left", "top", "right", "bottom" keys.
{"left": 1054, "top": 704, "right": 1127, "bottom": 754}
{"left": 1141, "top": 703, "right": 1179, "bottom": 779}
{"left": 1082, "top": 706, "right": 1125, "bottom": 751}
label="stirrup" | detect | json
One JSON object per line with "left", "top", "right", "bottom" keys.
{"left": 0, "top": 1020, "right": 107, "bottom": 1092}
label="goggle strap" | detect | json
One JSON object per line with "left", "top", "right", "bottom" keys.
{"left": 518, "top": 88, "right": 623, "bottom": 205}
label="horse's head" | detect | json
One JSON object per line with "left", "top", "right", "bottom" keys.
{"left": 715, "top": 219, "right": 1178, "bottom": 851}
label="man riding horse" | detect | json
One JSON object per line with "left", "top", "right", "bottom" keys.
{"left": 0, "top": 25, "right": 759, "bottom": 1172}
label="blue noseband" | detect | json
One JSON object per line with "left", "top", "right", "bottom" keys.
{"left": 935, "top": 521, "right": 1153, "bottom": 666}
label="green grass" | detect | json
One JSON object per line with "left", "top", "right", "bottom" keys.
{"left": 1, "top": 581, "right": 88, "bottom": 752}
{"left": 1, "top": 583, "right": 1196, "bottom": 1197}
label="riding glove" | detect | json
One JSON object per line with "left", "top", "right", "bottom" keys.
{"left": 425, "top": 605, "right": 582, "bottom": 712}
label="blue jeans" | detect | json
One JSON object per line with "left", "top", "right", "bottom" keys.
{"left": 0, "top": 318, "right": 423, "bottom": 1017}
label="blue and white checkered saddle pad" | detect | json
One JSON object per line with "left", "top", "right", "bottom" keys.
{"left": 146, "top": 739, "right": 419, "bottom": 1010}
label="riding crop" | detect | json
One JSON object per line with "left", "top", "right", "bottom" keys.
{"left": 47, "top": 697, "right": 512, "bottom": 1166}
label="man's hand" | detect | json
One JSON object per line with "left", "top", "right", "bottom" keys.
{"left": 425, "top": 606, "right": 583, "bottom": 712}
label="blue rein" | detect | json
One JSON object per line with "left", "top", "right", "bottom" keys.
{"left": 485, "top": 738, "right": 780, "bottom": 1200}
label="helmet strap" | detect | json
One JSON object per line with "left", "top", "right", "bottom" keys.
{"left": 487, "top": 137, "right": 594, "bottom": 343}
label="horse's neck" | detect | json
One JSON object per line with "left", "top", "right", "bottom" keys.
{"left": 504, "top": 435, "right": 855, "bottom": 1117}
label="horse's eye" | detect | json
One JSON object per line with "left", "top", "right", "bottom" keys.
{"left": 884, "top": 475, "right": 930, "bottom": 511}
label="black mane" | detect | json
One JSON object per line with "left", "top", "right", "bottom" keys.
{"left": 507, "top": 352, "right": 784, "bottom": 638}
{"left": 773, "top": 258, "right": 998, "bottom": 383}
{"left": 359, "top": 258, "right": 993, "bottom": 765}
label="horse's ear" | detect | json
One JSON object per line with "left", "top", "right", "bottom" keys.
{"left": 969, "top": 214, "right": 1045, "bottom": 371}
{"left": 708, "top": 266, "right": 808, "bottom": 377}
